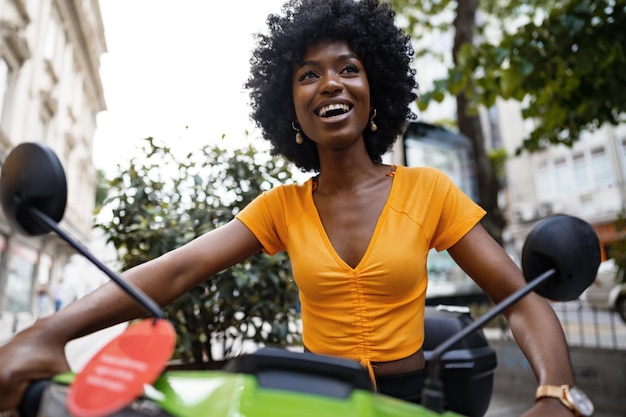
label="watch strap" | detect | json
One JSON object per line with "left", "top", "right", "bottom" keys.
{"left": 535, "top": 385, "right": 574, "bottom": 410}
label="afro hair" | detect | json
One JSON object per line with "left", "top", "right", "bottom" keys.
{"left": 246, "top": 0, "right": 418, "bottom": 172}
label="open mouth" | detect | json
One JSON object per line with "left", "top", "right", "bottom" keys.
{"left": 316, "top": 103, "right": 352, "bottom": 118}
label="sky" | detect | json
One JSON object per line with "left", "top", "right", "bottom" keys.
{"left": 93, "top": 0, "right": 287, "bottom": 171}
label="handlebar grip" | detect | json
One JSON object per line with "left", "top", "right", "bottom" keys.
{"left": 17, "top": 380, "right": 49, "bottom": 417}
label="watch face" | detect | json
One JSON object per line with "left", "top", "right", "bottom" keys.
{"left": 568, "top": 386, "right": 595, "bottom": 416}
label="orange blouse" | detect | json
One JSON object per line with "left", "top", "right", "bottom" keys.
{"left": 236, "top": 165, "right": 485, "bottom": 366}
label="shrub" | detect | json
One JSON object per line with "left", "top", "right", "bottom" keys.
{"left": 96, "top": 137, "right": 301, "bottom": 367}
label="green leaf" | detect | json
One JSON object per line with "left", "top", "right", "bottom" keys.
{"left": 95, "top": 136, "right": 301, "bottom": 366}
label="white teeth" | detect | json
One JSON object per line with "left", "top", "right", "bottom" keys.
{"left": 317, "top": 103, "right": 350, "bottom": 117}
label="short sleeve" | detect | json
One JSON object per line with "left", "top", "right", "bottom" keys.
{"left": 236, "top": 188, "right": 286, "bottom": 255}
{"left": 429, "top": 171, "right": 486, "bottom": 251}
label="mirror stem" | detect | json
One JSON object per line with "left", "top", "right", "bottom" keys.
{"left": 421, "top": 267, "right": 556, "bottom": 413}
{"left": 28, "top": 206, "right": 165, "bottom": 319}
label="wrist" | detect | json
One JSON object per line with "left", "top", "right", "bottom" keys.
{"left": 32, "top": 314, "right": 74, "bottom": 343}
{"left": 536, "top": 385, "right": 594, "bottom": 416}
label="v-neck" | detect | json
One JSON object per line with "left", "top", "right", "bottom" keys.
{"left": 307, "top": 166, "right": 400, "bottom": 271}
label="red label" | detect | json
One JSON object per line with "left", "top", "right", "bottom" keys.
{"left": 67, "top": 318, "right": 175, "bottom": 417}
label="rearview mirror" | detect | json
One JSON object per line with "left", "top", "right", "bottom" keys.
{"left": 0, "top": 142, "right": 67, "bottom": 236}
{"left": 522, "top": 214, "right": 600, "bottom": 301}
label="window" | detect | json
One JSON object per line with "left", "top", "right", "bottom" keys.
{"left": 536, "top": 161, "right": 553, "bottom": 201}
{"left": 554, "top": 158, "right": 571, "bottom": 196}
{"left": 591, "top": 147, "right": 613, "bottom": 187}
{"left": 7, "top": 243, "right": 37, "bottom": 312}
{"left": 573, "top": 153, "right": 590, "bottom": 192}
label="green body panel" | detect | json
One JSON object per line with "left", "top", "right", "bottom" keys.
{"left": 51, "top": 370, "right": 463, "bottom": 417}
{"left": 146, "top": 370, "right": 463, "bottom": 417}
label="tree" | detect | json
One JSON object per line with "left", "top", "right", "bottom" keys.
{"left": 392, "top": 0, "right": 508, "bottom": 242}
{"left": 441, "top": 0, "right": 626, "bottom": 152}
{"left": 95, "top": 137, "right": 300, "bottom": 367}
{"left": 391, "top": 0, "right": 626, "bottom": 241}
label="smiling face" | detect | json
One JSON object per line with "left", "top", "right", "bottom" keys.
{"left": 292, "top": 40, "right": 371, "bottom": 151}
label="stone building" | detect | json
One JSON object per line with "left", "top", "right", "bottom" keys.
{"left": 0, "top": 0, "right": 106, "bottom": 318}
{"left": 491, "top": 100, "right": 626, "bottom": 262}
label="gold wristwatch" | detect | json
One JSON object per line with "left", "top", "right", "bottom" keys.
{"left": 535, "top": 385, "right": 594, "bottom": 416}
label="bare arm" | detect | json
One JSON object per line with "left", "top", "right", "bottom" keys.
{"left": 448, "top": 224, "right": 576, "bottom": 416}
{"left": 0, "top": 218, "right": 262, "bottom": 409}
{"left": 56, "top": 219, "right": 263, "bottom": 339}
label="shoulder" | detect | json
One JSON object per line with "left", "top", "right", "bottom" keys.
{"left": 258, "top": 179, "right": 312, "bottom": 202}
{"left": 390, "top": 165, "right": 476, "bottom": 212}
{"left": 397, "top": 165, "right": 447, "bottom": 179}
{"left": 241, "top": 178, "right": 313, "bottom": 218}
{"left": 395, "top": 165, "right": 454, "bottom": 189}
{"left": 236, "top": 178, "right": 314, "bottom": 246}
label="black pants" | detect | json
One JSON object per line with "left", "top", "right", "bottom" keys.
{"left": 375, "top": 367, "right": 428, "bottom": 404}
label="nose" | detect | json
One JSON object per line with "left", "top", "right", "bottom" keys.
{"left": 321, "top": 71, "right": 343, "bottom": 95}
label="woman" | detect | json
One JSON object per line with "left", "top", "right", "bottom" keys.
{"left": 0, "top": 1, "right": 586, "bottom": 416}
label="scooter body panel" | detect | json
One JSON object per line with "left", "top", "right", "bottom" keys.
{"left": 149, "top": 370, "right": 462, "bottom": 417}
{"left": 46, "top": 371, "right": 463, "bottom": 417}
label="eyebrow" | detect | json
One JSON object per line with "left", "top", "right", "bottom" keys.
{"left": 296, "top": 53, "right": 359, "bottom": 69}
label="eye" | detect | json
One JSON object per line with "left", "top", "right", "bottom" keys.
{"left": 297, "top": 70, "right": 318, "bottom": 82}
{"left": 341, "top": 63, "right": 361, "bottom": 74}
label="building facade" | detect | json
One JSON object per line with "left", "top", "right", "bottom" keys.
{"left": 0, "top": 0, "right": 106, "bottom": 317}
{"left": 493, "top": 99, "right": 626, "bottom": 262}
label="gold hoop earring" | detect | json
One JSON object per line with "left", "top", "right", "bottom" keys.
{"left": 292, "top": 121, "right": 304, "bottom": 144}
{"left": 369, "top": 109, "right": 378, "bottom": 132}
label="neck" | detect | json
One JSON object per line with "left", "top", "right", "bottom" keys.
{"left": 315, "top": 159, "right": 392, "bottom": 193}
